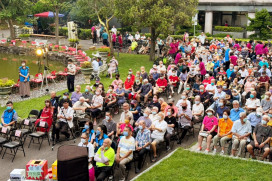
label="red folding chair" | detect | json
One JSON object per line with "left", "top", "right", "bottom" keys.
{"left": 47, "top": 71, "right": 57, "bottom": 82}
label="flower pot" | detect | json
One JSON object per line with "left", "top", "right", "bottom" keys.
{"left": 99, "top": 51, "right": 109, "bottom": 58}
{"left": 81, "top": 67, "right": 93, "bottom": 76}
{"left": 0, "top": 86, "right": 12, "bottom": 95}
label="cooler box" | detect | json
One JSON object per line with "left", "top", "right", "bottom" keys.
{"left": 52, "top": 160, "right": 58, "bottom": 180}
{"left": 26, "top": 160, "right": 48, "bottom": 180}
{"left": 10, "top": 169, "right": 25, "bottom": 181}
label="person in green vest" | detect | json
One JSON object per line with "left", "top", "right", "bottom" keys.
{"left": 94, "top": 138, "right": 115, "bottom": 181}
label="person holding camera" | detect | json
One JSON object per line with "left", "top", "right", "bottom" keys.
{"left": 55, "top": 100, "right": 74, "bottom": 142}
{"left": 67, "top": 59, "right": 76, "bottom": 92}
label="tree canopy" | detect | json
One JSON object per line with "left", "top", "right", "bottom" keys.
{"left": 247, "top": 9, "right": 272, "bottom": 40}
{"left": 115, "top": 0, "right": 198, "bottom": 60}
{"left": 0, "top": 0, "right": 32, "bottom": 39}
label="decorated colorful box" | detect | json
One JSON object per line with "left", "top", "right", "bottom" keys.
{"left": 26, "top": 160, "right": 48, "bottom": 180}
{"left": 52, "top": 160, "right": 58, "bottom": 180}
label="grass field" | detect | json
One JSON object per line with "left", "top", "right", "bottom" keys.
{"left": 0, "top": 52, "right": 152, "bottom": 118}
{"left": 136, "top": 149, "right": 272, "bottom": 181}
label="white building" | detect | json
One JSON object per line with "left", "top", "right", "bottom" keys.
{"left": 198, "top": 0, "right": 272, "bottom": 35}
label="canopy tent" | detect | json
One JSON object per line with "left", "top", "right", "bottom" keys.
{"left": 34, "top": 11, "right": 64, "bottom": 18}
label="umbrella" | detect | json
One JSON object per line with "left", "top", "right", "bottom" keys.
{"left": 34, "top": 11, "right": 64, "bottom": 18}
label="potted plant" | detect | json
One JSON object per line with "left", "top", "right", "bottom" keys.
{"left": 68, "top": 39, "right": 79, "bottom": 47}
{"left": 81, "top": 61, "right": 93, "bottom": 84}
{"left": 97, "top": 47, "right": 110, "bottom": 58}
{"left": 0, "top": 78, "right": 15, "bottom": 95}
{"left": 19, "top": 34, "right": 30, "bottom": 40}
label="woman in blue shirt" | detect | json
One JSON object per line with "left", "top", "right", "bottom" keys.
{"left": 18, "top": 61, "right": 30, "bottom": 98}
{"left": 94, "top": 125, "right": 108, "bottom": 152}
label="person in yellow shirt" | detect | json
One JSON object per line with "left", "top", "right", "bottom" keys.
{"left": 212, "top": 109, "right": 233, "bottom": 155}
{"left": 205, "top": 60, "right": 214, "bottom": 72}
{"left": 268, "top": 109, "right": 272, "bottom": 127}
{"left": 216, "top": 75, "right": 225, "bottom": 86}
{"left": 94, "top": 138, "right": 115, "bottom": 180}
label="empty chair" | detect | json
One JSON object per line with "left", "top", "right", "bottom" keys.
{"left": 27, "top": 110, "right": 40, "bottom": 123}
{"left": 0, "top": 127, "right": 11, "bottom": 154}
{"left": 28, "top": 120, "right": 50, "bottom": 150}
{"left": 2, "top": 130, "right": 26, "bottom": 162}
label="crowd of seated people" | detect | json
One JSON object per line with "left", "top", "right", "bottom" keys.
{"left": 3, "top": 36, "right": 272, "bottom": 181}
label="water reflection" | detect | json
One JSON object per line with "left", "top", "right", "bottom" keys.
{"left": 0, "top": 53, "right": 65, "bottom": 80}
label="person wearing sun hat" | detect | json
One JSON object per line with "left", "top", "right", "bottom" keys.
{"left": 196, "top": 108, "right": 218, "bottom": 153}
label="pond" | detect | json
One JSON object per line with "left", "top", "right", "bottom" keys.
{"left": 0, "top": 53, "right": 65, "bottom": 81}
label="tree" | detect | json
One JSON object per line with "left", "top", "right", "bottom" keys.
{"left": 115, "top": 0, "right": 198, "bottom": 61}
{"left": 0, "top": 0, "right": 31, "bottom": 39}
{"left": 79, "top": 0, "right": 115, "bottom": 55}
{"left": 36, "top": 0, "right": 72, "bottom": 44}
{"left": 69, "top": 0, "right": 98, "bottom": 28}
{"left": 247, "top": 9, "right": 272, "bottom": 40}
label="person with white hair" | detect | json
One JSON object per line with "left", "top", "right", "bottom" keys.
{"left": 230, "top": 112, "right": 251, "bottom": 157}
{"left": 136, "top": 79, "right": 152, "bottom": 103}
{"left": 94, "top": 138, "right": 115, "bottom": 181}
{"left": 149, "top": 106, "right": 161, "bottom": 123}
{"left": 73, "top": 97, "right": 91, "bottom": 115}
{"left": 135, "top": 108, "right": 152, "bottom": 128}
{"left": 247, "top": 115, "right": 272, "bottom": 161}
{"left": 229, "top": 100, "right": 245, "bottom": 122}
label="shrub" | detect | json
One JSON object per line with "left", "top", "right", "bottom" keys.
{"left": 78, "top": 29, "right": 92, "bottom": 40}
{"left": 81, "top": 61, "right": 92, "bottom": 68}
{"left": 212, "top": 33, "right": 232, "bottom": 38}
{"left": 214, "top": 26, "right": 244, "bottom": 32}
{"left": 19, "top": 34, "right": 30, "bottom": 38}
{"left": 59, "top": 27, "right": 68, "bottom": 36}
{"left": 97, "top": 47, "right": 110, "bottom": 52}
{"left": 171, "top": 35, "right": 184, "bottom": 40}
{"left": 68, "top": 39, "right": 79, "bottom": 43}
{"left": 0, "top": 78, "right": 15, "bottom": 87}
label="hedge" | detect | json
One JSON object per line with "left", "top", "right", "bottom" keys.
{"left": 58, "top": 27, "right": 92, "bottom": 40}
{"left": 214, "top": 26, "right": 244, "bottom": 32}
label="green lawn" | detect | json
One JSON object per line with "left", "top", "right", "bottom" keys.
{"left": 0, "top": 52, "right": 152, "bottom": 118}
{"left": 136, "top": 149, "right": 272, "bottom": 181}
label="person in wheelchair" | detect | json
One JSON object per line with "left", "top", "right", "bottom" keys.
{"left": 153, "top": 74, "right": 168, "bottom": 95}
{"left": 168, "top": 69, "right": 179, "bottom": 99}
{"left": 73, "top": 97, "right": 91, "bottom": 117}
{"left": 55, "top": 100, "right": 74, "bottom": 142}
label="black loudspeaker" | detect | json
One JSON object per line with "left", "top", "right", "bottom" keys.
{"left": 57, "top": 145, "right": 89, "bottom": 181}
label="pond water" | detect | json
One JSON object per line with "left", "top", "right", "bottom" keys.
{"left": 0, "top": 53, "right": 65, "bottom": 81}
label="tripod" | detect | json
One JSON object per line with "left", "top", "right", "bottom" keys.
{"left": 40, "top": 66, "right": 57, "bottom": 94}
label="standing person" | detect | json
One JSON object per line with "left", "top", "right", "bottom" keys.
{"left": 102, "top": 30, "right": 109, "bottom": 47}
{"left": 93, "top": 27, "right": 97, "bottom": 45}
{"left": 199, "top": 57, "right": 206, "bottom": 80}
{"left": 67, "top": 59, "right": 76, "bottom": 93}
{"left": 118, "top": 32, "right": 123, "bottom": 52}
{"left": 19, "top": 60, "right": 30, "bottom": 98}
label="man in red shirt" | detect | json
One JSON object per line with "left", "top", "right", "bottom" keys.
{"left": 168, "top": 69, "right": 179, "bottom": 98}
{"left": 257, "top": 72, "right": 270, "bottom": 91}
{"left": 153, "top": 74, "right": 168, "bottom": 95}
{"left": 202, "top": 74, "right": 211, "bottom": 88}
